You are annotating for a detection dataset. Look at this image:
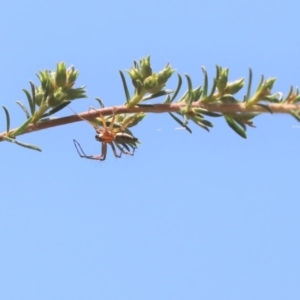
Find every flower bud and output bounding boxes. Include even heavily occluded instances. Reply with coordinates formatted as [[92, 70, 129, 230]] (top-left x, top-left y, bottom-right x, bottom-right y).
[[47, 88, 67, 107], [55, 62, 67, 88], [217, 67, 228, 93], [65, 87, 87, 100], [143, 74, 158, 91], [127, 68, 143, 89], [225, 78, 244, 95], [38, 70, 52, 92], [35, 90, 44, 106], [122, 113, 146, 128], [157, 63, 175, 86], [140, 56, 152, 79], [66, 67, 79, 88]]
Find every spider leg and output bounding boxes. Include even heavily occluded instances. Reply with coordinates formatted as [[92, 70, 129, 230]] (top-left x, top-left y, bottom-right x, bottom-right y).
[[73, 139, 106, 161], [100, 142, 107, 161], [88, 106, 109, 131], [109, 142, 122, 158], [108, 113, 116, 132], [73, 139, 89, 157], [120, 142, 131, 152], [114, 142, 135, 156]]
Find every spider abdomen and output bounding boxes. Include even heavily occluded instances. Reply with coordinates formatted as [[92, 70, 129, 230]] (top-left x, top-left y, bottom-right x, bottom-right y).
[[115, 132, 138, 144]]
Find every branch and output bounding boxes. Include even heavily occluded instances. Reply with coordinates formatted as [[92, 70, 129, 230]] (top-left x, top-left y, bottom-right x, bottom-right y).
[[2, 57, 300, 154], [1, 102, 299, 142]]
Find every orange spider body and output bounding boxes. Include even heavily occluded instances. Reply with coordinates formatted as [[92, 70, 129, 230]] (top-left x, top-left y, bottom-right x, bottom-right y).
[[73, 108, 139, 161]]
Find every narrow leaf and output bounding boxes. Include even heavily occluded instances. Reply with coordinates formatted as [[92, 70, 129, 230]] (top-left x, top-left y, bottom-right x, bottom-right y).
[[220, 94, 238, 103], [2, 136, 41, 152], [290, 110, 300, 122], [29, 81, 36, 114], [169, 74, 182, 103], [16, 101, 31, 119], [245, 68, 252, 102], [190, 118, 209, 132], [178, 90, 188, 102], [257, 103, 273, 114], [257, 75, 264, 90], [119, 70, 131, 103], [42, 101, 71, 118], [11, 117, 33, 137], [201, 67, 208, 97], [233, 118, 247, 131], [142, 89, 173, 101], [284, 86, 293, 103], [95, 97, 105, 108], [22, 88, 34, 115], [185, 74, 193, 108], [163, 95, 172, 104], [169, 113, 192, 133], [2, 106, 10, 133], [191, 116, 212, 132], [194, 117, 213, 128], [193, 108, 222, 117], [207, 78, 218, 99], [224, 115, 247, 138]]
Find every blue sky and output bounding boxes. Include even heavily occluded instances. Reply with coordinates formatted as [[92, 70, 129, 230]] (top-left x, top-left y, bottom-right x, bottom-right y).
[[1, 0, 300, 299]]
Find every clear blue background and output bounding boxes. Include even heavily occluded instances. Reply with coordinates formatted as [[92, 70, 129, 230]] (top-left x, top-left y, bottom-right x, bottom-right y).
[[1, 1, 299, 299]]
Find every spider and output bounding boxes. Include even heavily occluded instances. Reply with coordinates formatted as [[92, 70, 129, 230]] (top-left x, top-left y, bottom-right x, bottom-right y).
[[72, 108, 139, 161]]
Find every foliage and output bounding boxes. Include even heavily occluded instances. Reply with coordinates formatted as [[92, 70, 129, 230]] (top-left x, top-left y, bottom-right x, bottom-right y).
[[1, 56, 300, 158]]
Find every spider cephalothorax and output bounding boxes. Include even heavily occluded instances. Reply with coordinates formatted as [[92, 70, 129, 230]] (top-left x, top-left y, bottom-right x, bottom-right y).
[[73, 111, 139, 161]]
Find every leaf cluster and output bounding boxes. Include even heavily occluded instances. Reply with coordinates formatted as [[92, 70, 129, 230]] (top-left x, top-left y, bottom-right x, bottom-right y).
[[1, 56, 300, 155]]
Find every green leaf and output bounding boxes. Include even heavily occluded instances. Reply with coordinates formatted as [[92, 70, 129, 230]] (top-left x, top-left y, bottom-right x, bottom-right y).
[[95, 97, 105, 108], [257, 103, 273, 114], [11, 117, 33, 137], [207, 78, 218, 99], [22, 88, 35, 115], [119, 70, 131, 104], [41, 101, 71, 118], [190, 120, 209, 132], [190, 116, 212, 132], [193, 108, 222, 117], [264, 93, 280, 103], [2, 106, 10, 133], [133, 60, 139, 69], [29, 81, 36, 114], [122, 113, 146, 128], [142, 89, 173, 101], [220, 94, 238, 103], [163, 95, 172, 104], [194, 117, 213, 128], [192, 86, 202, 101], [290, 110, 300, 122], [216, 65, 228, 93], [185, 74, 193, 108], [233, 118, 247, 131], [284, 86, 293, 103], [169, 113, 192, 133], [245, 68, 252, 102], [2, 136, 41, 152], [201, 67, 208, 98], [257, 75, 264, 90], [16, 101, 31, 119], [168, 73, 182, 103], [224, 115, 247, 138], [178, 90, 188, 103]]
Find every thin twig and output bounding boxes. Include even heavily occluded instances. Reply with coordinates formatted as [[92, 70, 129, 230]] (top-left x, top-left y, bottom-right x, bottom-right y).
[[0, 102, 299, 142]]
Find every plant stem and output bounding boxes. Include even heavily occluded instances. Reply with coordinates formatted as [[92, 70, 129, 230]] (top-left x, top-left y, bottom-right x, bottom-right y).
[[0, 102, 299, 142]]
